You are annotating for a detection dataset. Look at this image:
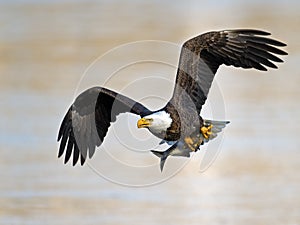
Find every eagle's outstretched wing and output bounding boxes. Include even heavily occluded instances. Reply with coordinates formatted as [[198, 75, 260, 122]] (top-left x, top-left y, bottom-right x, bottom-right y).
[[170, 29, 288, 114], [57, 87, 151, 166]]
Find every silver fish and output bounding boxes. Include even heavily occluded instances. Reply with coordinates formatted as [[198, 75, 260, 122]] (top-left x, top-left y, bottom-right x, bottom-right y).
[[151, 120, 229, 171]]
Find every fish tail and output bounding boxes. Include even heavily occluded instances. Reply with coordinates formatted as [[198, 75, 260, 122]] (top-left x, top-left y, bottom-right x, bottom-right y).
[[151, 150, 169, 172]]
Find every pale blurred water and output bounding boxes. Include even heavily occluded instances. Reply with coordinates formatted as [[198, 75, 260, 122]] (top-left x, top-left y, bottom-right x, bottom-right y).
[[0, 1, 300, 224]]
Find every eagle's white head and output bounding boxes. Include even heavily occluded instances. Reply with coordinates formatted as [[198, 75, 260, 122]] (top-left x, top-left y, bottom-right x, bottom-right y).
[[137, 111, 172, 134]]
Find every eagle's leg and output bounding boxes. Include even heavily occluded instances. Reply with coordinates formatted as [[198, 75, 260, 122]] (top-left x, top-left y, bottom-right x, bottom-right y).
[[200, 124, 213, 139]]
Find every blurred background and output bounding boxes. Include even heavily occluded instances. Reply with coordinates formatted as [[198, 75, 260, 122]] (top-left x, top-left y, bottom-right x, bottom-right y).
[[1, 0, 299, 224]]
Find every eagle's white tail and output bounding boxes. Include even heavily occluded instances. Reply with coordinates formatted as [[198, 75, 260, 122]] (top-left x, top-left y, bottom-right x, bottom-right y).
[[202, 119, 230, 143]]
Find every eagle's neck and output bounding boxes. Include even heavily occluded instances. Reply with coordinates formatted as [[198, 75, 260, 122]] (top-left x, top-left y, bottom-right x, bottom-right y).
[[161, 102, 182, 140]]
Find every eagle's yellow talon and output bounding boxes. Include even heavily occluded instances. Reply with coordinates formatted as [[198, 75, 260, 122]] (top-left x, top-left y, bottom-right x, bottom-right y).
[[184, 137, 197, 151], [184, 137, 193, 145], [193, 140, 201, 150], [201, 124, 213, 139]]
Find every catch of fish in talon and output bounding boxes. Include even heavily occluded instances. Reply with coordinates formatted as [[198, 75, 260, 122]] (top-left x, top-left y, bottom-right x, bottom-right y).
[[151, 120, 229, 171]]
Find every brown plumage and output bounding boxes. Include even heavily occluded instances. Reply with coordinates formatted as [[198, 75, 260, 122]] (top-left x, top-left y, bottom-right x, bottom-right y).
[[57, 29, 287, 166]]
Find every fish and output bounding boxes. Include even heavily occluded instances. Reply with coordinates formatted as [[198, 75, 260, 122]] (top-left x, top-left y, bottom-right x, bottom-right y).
[[151, 120, 229, 171]]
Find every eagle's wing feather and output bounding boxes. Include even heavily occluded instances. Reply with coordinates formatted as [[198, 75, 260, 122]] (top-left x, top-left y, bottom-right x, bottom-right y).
[[170, 29, 287, 114], [57, 87, 151, 166]]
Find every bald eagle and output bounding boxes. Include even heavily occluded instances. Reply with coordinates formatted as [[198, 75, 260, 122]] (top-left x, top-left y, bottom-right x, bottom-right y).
[[57, 29, 287, 170]]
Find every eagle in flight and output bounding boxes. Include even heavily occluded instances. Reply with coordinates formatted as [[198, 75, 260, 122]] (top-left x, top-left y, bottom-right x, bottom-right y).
[[57, 29, 287, 171]]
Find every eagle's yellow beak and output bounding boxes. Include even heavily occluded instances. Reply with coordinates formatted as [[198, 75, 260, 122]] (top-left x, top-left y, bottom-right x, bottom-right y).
[[137, 118, 152, 128]]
